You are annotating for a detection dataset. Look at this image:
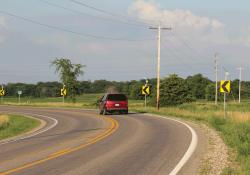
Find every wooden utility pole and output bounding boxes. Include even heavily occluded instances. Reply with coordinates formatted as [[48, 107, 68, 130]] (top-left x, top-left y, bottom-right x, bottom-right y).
[[149, 25, 171, 110]]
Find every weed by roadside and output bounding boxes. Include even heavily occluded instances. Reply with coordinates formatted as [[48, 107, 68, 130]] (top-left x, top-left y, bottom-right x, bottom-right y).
[[0, 115, 10, 129]]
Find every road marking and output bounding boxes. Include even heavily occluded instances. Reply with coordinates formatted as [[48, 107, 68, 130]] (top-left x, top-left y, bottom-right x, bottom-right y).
[[0, 116, 118, 175], [50, 148, 71, 157], [0, 113, 58, 146], [144, 113, 198, 175]]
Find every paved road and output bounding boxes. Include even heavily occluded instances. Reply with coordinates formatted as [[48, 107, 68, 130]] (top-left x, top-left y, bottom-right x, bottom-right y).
[[0, 106, 206, 175]]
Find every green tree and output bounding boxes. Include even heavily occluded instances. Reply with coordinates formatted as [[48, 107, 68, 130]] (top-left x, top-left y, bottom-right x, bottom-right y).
[[205, 83, 215, 101], [129, 80, 144, 100], [159, 74, 193, 106], [186, 74, 211, 99], [51, 58, 85, 101]]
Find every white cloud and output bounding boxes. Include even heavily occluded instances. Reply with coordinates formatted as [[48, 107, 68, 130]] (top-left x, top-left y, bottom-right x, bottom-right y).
[[127, 0, 235, 56], [238, 26, 250, 47], [128, 0, 225, 34], [0, 16, 5, 27], [0, 16, 7, 44]]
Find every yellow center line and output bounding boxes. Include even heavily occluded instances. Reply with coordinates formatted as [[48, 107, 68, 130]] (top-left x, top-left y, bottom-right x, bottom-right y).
[[0, 111, 107, 165], [0, 117, 118, 175], [50, 148, 71, 157]]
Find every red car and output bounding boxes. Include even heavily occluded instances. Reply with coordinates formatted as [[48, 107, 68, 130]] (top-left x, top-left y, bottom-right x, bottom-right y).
[[99, 93, 128, 115]]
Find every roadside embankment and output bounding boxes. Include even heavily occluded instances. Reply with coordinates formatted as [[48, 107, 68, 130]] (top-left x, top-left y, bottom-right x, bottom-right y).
[[0, 114, 40, 140], [130, 103, 250, 175]]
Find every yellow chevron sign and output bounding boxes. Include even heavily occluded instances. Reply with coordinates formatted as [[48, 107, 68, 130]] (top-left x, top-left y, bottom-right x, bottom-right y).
[[142, 85, 150, 95], [61, 88, 67, 96], [220, 80, 231, 93], [0, 89, 5, 96]]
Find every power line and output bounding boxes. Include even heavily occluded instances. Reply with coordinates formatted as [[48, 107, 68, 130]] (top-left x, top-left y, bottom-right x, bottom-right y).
[[162, 38, 213, 69], [69, 0, 154, 26], [170, 31, 211, 60], [0, 10, 151, 42], [39, 0, 147, 28]]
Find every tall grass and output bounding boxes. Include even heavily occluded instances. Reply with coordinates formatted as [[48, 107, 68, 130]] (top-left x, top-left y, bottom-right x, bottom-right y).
[[0, 114, 39, 140], [0, 115, 9, 129]]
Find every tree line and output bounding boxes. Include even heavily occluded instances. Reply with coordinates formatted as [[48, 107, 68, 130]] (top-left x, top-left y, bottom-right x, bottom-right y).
[[3, 73, 250, 105]]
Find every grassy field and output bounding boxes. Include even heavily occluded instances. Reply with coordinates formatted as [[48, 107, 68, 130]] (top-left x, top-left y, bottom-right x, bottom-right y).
[[0, 94, 102, 108], [0, 114, 40, 140], [0, 95, 249, 174], [0, 93, 102, 103], [0, 94, 142, 109]]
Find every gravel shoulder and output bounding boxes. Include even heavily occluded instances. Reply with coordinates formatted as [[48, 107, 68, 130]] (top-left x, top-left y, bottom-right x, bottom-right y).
[[198, 124, 229, 175]]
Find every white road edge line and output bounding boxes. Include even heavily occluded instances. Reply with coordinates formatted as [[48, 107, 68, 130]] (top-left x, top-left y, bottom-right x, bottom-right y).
[[144, 113, 198, 175], [0, 113, 58, 146]]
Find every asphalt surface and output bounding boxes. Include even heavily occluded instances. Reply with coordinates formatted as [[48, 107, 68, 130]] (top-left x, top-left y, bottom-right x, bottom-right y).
[[0, 106, 207, 175]]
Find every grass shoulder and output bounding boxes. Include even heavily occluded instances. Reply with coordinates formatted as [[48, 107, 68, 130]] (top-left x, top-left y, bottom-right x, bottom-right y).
[[0, 114, 40, 140], [130, 103, 250, 175]]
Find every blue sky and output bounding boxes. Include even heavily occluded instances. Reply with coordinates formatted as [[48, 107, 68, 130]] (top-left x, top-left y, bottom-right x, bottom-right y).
[[0, 0, 250, 83]]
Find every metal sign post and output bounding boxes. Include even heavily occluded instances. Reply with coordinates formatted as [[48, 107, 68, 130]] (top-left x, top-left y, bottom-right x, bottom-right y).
[[17, 91, 22, 103], [142, 79, 150, 109], [61, 85, 67, 103], [0, 85, 4, 103], [220, 73, 230, 118], [145, 80, 148, 108]]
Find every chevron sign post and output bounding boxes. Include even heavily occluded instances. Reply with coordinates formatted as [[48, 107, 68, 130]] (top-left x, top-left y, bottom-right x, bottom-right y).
[[61, 85, 67, 103], [220, 80, 231, 118], [142, 79, 151, 108], [0, 86, 5, 103]]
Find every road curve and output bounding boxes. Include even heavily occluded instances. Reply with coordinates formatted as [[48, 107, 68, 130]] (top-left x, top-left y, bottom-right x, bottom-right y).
[[0, 106, 206, 175]]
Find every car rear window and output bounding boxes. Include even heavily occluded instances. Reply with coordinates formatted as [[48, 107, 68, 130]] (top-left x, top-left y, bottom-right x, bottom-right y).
[[107, 94, 127, 101]]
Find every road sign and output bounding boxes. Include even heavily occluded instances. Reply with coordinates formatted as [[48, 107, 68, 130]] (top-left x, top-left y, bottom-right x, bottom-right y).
[[0, 89, 5, 96], [220, 80, 231, 93], [17, 91, 22, 95], [142, 85, 150, 95], [61, 88, 67, 96]]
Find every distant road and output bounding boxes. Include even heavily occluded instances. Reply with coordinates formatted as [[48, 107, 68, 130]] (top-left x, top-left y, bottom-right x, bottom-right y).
[[0, 106, 206, 175]]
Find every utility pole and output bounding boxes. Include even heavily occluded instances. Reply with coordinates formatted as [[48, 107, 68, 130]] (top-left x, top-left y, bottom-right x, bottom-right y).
[[214, 53, 219, 105], [237, 67, 244, 103], [145, 79, 148, 109], [223, 69, 229, 118], [149, 24, 171, 110]]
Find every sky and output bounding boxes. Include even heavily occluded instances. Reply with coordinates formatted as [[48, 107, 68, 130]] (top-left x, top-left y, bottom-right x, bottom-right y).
[[0, 0, 250, 83]]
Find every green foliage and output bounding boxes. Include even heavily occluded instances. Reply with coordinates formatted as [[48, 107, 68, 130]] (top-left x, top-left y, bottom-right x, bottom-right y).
[[90, 80, 113, 93], [186, 74, 212, 99], [205, 83, 215, 101], [51, 58, 85, 101], [4, 72, 250, 106], [159, 74, 193, 106]]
